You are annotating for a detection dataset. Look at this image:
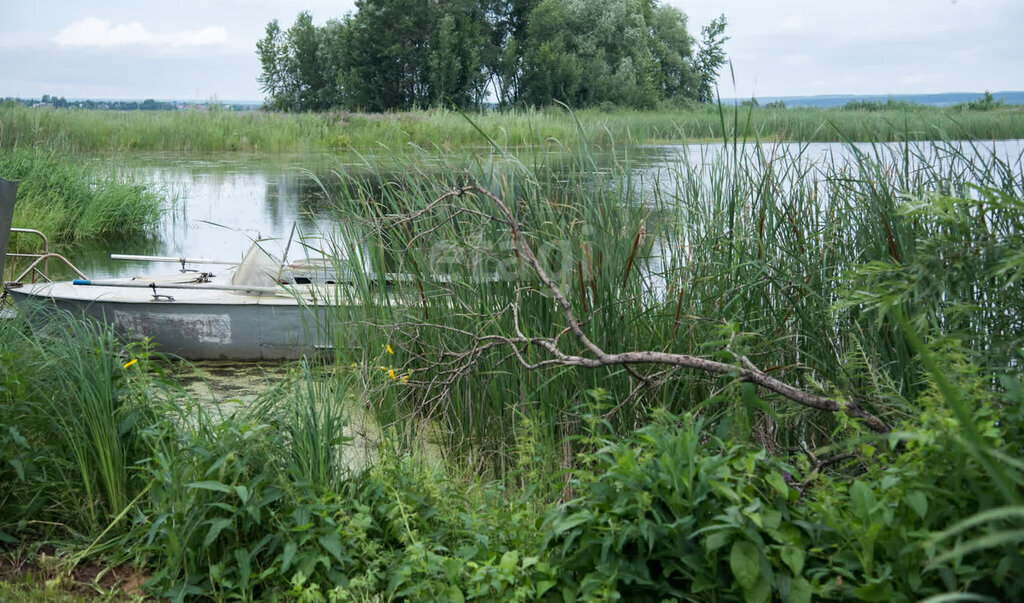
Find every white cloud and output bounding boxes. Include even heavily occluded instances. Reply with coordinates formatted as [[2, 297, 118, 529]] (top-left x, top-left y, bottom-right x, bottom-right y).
[[900, 73, 939, 87], [53, 17, 228, 48], [780, 54, 810, 67], [776, 16, 805, 34]]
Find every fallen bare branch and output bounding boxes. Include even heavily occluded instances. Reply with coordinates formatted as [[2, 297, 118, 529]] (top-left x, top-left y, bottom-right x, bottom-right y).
[[366, 184, 890, 434]]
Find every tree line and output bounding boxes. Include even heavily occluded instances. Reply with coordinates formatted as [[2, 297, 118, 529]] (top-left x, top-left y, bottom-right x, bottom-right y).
[[2, 96, 175, 111], [257, 0, 728, 112], [1, 97, 257, 112]]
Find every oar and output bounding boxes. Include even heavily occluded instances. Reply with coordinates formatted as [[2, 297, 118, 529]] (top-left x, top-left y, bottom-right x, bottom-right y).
[[110, 253, 239, 265], [72, 278, 281, 294]]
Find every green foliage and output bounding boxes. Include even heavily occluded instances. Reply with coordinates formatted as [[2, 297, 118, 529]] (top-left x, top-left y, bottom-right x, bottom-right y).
[[138, 409, 551, 600], [545, 413, 808, 601], [0, 149, 163, 248], [259, 1, 491, 112], [840, 183, 1024, 377], [518, 0, 677, 108], [257, 0, 724, 111], [249, 362, 353, 493], [954, 91, 1005, 111], [804, 375, 1024, 600], [0, 307, 157, 537], [545, 392, 1023, 601], [1, 307, 1022, 600], [693, 14, 729, 102]]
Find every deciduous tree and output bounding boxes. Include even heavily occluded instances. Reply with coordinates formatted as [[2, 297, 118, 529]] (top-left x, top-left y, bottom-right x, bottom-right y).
[[255, 1, 728, 112]]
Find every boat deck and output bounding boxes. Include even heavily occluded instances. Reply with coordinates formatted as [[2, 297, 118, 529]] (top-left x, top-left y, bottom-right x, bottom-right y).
[[10, 275, 348, 306]]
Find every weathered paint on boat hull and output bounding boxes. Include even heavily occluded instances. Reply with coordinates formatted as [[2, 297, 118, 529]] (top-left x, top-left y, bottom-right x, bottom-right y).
[[6, 282, 344, 360]]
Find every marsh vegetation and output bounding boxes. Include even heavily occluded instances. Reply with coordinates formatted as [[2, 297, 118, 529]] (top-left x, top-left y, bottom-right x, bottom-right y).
[[2, 102, 1023, 155], [3, 0, 1023, 593], [0, 150, 163, 253], [2, 114, 1023, 599]]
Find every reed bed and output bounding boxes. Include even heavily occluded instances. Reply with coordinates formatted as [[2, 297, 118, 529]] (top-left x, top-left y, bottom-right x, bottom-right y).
[[314, 131, 1024, 477], [1, 128, 1022, 598], [0, 149, 163, 249], [0, 307, 157, 535], [2, 102, 1022, 155]]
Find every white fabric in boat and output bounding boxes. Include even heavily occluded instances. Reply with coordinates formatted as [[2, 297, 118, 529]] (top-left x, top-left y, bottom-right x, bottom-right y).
[[231, 242, 279, 288]]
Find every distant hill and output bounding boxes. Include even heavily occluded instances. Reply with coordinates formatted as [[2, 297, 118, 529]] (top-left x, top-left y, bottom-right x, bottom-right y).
[[725, 91, 1024, 108]]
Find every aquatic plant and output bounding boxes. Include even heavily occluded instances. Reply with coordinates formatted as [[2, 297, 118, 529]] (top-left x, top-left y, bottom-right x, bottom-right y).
[[315, 129, 1023, 478], [2, 103, 1022, 156], [0, 149, 163, 250]]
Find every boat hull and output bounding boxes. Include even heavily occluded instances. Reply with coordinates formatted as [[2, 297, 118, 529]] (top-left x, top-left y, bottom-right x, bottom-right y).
[[6, 282, 344, 360]]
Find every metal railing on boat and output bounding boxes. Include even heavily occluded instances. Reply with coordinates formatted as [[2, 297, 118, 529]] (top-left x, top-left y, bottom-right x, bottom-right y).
[[5, 228, 88, 284]]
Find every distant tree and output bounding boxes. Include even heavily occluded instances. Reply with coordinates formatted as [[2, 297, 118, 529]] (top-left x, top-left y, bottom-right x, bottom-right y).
[[427, 0, 491, 107], [485, 0, 539, 107], [647, 3, 699, 103], [337, 0, 432, 111], [317, 19, 350, 108], [955, 91, 1003, 111], [256, 20, 292, 110], [519, 0, 665, 108], [516, 0, 580, 106], [693, 14, 729, 102], [257, 13, 346, 112], [287, 12, 332, 111], [256, 0, 727, 112], [332, 0, 489, 111], [516, 0, 720, 109]]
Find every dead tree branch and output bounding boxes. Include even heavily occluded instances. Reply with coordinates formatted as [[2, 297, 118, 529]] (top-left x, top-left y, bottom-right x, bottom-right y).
[[374, 184, 890, 434]]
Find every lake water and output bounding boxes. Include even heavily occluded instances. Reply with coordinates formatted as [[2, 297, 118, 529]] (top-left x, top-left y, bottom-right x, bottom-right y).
[[71, 139, 1024, 280]]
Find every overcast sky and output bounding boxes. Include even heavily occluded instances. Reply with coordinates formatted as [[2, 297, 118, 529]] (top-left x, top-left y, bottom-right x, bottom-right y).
[[1, 0, 1020, 102]]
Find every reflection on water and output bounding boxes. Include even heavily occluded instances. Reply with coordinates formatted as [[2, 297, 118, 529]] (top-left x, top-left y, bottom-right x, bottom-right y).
[[632, 139, 1024, 201], [70, 140, 1024, 280], [76, 159, 340, 278], [73, 150, 530, 279]]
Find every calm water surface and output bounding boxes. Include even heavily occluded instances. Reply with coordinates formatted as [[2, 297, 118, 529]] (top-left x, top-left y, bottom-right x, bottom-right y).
[[72, 140, 1024, 279]]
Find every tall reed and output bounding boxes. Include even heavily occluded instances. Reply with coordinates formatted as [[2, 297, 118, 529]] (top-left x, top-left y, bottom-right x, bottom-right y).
[[3, 102, 1022, 155], [314, 130, 1023, 475], [0, 305, 155, 534], [0, 149, 163, 249], [249, 361, 353, 492]]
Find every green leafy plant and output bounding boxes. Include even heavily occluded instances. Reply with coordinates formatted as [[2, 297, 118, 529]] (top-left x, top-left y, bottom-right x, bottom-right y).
[[544, 411, 814, 602]]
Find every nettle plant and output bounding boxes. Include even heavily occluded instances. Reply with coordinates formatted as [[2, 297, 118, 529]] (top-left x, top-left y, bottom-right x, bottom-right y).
[[544, 411, 814, 602], [542, 375, 1023, 603]]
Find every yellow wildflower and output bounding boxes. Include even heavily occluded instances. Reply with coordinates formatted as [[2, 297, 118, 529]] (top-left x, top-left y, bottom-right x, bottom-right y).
[[122, 358, 138, 369], [388, 369, 396, 381], [401, 375, 409, 384], [386, 344, 394, 355]]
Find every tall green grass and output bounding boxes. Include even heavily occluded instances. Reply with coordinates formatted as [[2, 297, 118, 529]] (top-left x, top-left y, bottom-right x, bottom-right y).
[[0, 306, 157, 535], [314, 131, 1024, 476], [2, 102, 1022, 155], [249, 361, 353, 492], [1, 259, 1021, 598], [0, 149, 163, 250]]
